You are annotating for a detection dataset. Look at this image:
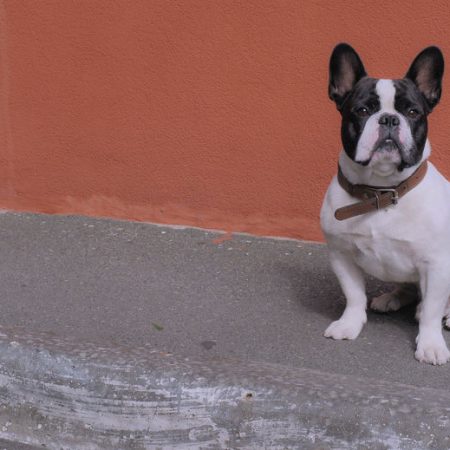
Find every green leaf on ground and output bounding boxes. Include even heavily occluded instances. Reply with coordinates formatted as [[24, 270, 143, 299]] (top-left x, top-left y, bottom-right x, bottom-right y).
[[152, 322, 164, 331]]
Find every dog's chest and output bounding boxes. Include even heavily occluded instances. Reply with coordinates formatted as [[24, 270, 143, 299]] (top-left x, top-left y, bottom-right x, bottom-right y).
[[339, 227, 419, 282], [321, 186, 424, 282]]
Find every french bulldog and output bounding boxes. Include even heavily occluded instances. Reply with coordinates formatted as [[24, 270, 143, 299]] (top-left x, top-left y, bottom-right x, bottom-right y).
[[320, 43, 450, 365]]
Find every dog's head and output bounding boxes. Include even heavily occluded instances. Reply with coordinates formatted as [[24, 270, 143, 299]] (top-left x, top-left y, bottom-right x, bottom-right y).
[[329, 43, 444, 171]]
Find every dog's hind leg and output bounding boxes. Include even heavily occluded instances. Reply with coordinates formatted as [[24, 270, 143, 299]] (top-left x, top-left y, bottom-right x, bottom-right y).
[[370, 283, 419, 313]]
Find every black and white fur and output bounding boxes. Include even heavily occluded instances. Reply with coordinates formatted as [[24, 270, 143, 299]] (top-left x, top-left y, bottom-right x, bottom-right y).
[[321, 43, 450, 365]]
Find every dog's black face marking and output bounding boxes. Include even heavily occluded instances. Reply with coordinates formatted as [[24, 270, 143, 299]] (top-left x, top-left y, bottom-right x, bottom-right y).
[[340, 77, 379, 162], [328, 43, 444, 171], [393, 78, 429, 169]]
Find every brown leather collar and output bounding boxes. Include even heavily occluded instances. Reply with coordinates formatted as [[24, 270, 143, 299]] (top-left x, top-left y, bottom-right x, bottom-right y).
[[335, 161, 428, 221]]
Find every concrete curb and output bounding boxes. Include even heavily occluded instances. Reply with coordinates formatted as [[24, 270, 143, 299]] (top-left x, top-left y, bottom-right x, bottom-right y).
[[0, 326, 448, 449]]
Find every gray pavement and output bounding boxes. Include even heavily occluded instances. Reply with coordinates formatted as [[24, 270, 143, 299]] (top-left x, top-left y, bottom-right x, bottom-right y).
[[0, 212, 449, 449]]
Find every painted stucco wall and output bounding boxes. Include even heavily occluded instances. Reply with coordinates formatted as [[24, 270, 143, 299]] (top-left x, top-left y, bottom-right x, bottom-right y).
[[1, 1, 450, 241]]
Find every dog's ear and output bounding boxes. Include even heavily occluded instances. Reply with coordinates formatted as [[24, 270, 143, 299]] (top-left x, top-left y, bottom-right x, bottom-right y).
[[329, 43, 367, 111], [405, 46, 444, 111]]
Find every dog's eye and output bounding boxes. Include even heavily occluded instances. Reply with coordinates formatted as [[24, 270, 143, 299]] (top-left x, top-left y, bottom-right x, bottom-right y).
[[407, 109, 420, 118], [355, 107, 369, 117]]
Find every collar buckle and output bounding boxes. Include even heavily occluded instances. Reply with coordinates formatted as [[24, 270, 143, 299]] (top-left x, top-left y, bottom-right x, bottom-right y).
[[367, 187, 399, 207]]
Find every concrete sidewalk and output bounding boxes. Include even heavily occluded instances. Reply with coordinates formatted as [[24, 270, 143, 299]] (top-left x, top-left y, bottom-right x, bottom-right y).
[[0, 212, 449, 449]]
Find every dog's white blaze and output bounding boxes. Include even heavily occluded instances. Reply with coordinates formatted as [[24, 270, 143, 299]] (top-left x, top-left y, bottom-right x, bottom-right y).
[[355, 78, 413, 163], [376, 79, 396, 111]]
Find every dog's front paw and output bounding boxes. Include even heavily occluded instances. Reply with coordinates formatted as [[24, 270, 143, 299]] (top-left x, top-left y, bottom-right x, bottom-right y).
[[415, 332, 450, 365], [324, 314, 366, 340], [370, 292, 401, 313]]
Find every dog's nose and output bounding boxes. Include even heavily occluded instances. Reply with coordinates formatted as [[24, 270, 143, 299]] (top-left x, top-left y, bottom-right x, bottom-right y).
[[378, 114, 400, 128]]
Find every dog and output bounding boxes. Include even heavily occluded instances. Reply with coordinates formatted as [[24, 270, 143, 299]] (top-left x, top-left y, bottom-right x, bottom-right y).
[[320, 43, 450, 365]]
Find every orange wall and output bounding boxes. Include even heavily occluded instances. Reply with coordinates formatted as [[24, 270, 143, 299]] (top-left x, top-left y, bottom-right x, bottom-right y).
[[1, 0, 450, 241]]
